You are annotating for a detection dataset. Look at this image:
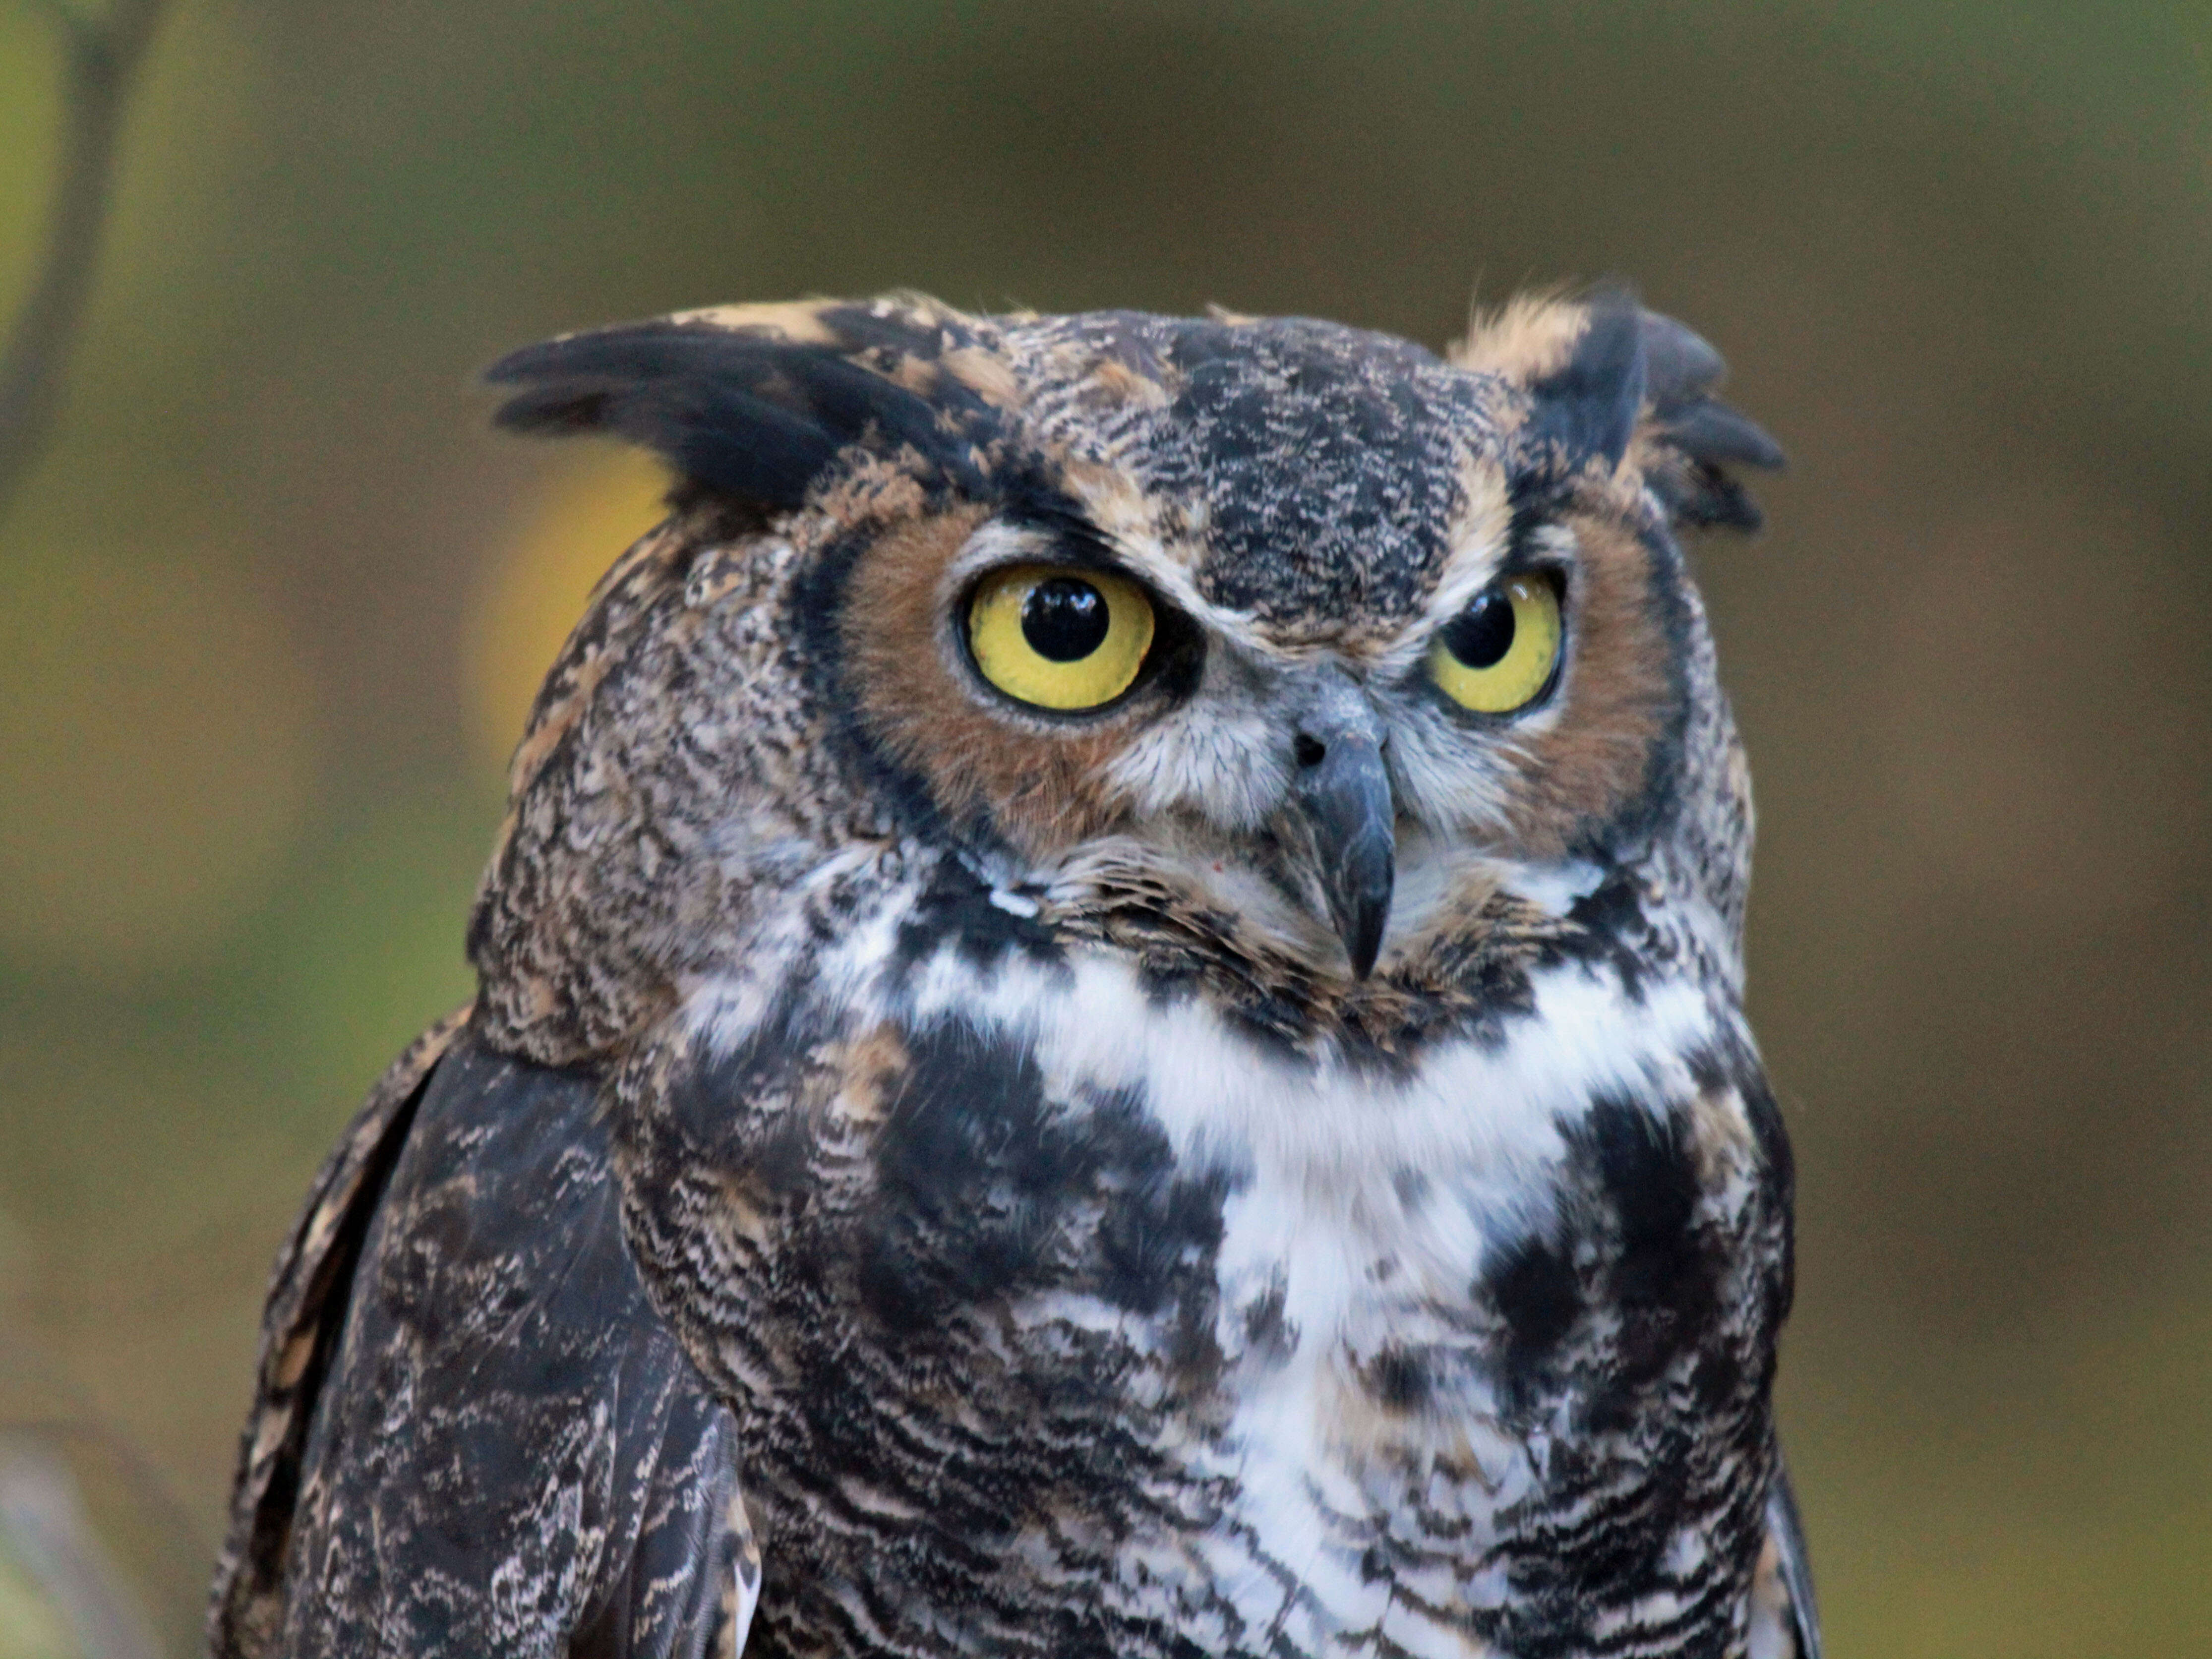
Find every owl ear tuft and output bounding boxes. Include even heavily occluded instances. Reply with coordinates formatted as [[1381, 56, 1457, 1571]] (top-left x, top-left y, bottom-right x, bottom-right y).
[[484, 303, 991, 511], [1453, 291, 1784, 531], [1629, 308, 1785, 530], [1522, 292, 1646, 473]]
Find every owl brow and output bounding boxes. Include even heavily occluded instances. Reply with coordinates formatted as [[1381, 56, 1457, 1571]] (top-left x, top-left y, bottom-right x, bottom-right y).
[[992, 503, 1132, 575], [955, 497, 1213, 617], [937, 518, 1134, 608]]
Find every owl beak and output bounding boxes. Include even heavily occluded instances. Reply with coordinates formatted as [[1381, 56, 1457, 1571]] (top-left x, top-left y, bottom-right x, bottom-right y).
[[1291, 710, 1396, 980]]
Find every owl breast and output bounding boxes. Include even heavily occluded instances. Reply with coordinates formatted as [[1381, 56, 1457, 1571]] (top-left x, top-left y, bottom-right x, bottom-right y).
[[610, 855, 1792, 1659]]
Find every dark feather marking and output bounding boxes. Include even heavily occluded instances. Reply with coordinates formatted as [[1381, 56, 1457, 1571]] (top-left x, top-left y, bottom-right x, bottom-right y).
[[1587, 519, 1696, 862], [1525, 295, 1648, 473], [1539, 874, 1667, 1001], [665, 988, 837, 1169], [893, 859, 1066, 978], [486, 320, 994, 510], [858, 1026, 1231, 1334], [1485, 1229, 1581, 1411], [1688, 1044, 1797, 1334], [858, 1022, 1079, 1330], [792, 520, 995, 863], [1737, 1064, 1798, 1331], [1242, 1272, 1297, 1363], [1636, 312, 1727, 414], [1576, 1096, 1722, 1394], [813, 301, 956, 364], [1093, 1097, 1233, 1324], [1366, 1347, 1432, 1413]]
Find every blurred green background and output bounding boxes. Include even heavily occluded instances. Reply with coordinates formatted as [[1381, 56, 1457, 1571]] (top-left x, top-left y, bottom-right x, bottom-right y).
[[0, 0, 2207, 1652]]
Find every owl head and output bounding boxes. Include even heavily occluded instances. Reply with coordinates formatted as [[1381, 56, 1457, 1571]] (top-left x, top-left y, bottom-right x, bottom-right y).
[[471, 292, 1780, 1064]]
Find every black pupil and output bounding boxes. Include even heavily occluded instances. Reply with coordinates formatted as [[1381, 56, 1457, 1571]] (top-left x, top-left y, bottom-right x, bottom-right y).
[[1441, 589, 1516, 669], [1021, 577, 1111, 662]]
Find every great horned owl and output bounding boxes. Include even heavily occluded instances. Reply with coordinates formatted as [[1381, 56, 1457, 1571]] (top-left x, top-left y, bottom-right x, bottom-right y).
[[209, 291, 1818, 1659]]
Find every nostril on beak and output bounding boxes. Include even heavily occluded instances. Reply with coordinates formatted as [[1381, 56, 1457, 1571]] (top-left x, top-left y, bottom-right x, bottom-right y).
[[1293, 733, 1327, 769]]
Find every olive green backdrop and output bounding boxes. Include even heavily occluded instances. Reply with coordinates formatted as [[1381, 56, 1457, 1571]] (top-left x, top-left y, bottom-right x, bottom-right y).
[[1, 1, 2207, 1653]]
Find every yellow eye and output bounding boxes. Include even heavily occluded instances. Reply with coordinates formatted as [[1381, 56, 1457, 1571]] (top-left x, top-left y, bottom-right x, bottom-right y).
[[1427, 573, 1563, 714], [966, 564, 1156, 711]]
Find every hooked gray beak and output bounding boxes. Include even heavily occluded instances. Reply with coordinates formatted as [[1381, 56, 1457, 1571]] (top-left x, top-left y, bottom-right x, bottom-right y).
[[1290, 694, 1396, 979]]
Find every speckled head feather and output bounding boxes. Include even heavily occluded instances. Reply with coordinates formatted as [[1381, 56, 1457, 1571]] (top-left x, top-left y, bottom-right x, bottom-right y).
[[217, 290, 1818, 1659]]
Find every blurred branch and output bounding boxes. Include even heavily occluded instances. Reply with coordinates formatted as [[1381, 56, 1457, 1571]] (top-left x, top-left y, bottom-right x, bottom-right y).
[[0, 0, 169, 523], [0, 1434, 166, 1659], [0, 1326, 209, 1658]]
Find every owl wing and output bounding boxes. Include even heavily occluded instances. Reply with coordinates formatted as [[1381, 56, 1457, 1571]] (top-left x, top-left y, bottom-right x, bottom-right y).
[[209, 1022, 756, 1659], [210, 1008, 470, 1653], [1751, 1455, 1823, 1659]]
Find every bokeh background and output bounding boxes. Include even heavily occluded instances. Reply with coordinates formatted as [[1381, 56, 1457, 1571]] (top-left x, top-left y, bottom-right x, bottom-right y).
[[0, 0, 2207, 1653]]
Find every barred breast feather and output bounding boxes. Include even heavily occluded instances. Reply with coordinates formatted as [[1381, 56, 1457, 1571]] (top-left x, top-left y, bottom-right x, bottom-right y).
[[610, 847, 1797, 1659]]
